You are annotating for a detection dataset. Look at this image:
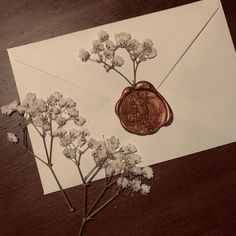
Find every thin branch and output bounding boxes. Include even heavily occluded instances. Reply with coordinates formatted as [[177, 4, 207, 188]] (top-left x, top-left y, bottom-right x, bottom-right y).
[[84, 184, 87, 217], [81, 145, 90, 155], [48, 165, 75, 212], [77, 164, 86, 184], [78, 218, 86, 236], [22, 146, 48, 165], [86, 179, 117, 217], [42, 136, 50, 163], [31, 122, 43, 137], [101, 61, 133, 86], [86, 166, 102, 184], [112, 67, 133, 86], [49, 116, 54, 163], [86, 186, 107, 217], [134, 61, 141, 84], [84, 165, 98, 181], [132, 60, 136, 84], [86, 153, 114, 184], [87, 191, 120, 219]]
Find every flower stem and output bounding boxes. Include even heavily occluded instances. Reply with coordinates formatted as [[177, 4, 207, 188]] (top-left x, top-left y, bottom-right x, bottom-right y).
[[48, 165, 75, 212], [86, 180, 116, 217], [84, 184, 87, 217], [87, 191, 120, 219], [112, 67, 134, 87], [77, 164, 86, 184], [86, 186, 107, 216], [31, 122, 43, 137], [31, 121, 74, 212], [84, 165, 98, 181], [23, 147, 48, 165], [78, 189, 122, 236], [78, 218, 87, 236], [49, 117, 54, 163], [133, 60, 136, 84], [101, 61, 133, 87], [23, 126, 28, 148], [42, 136, 50, 163], [86, 166, 102, 184]]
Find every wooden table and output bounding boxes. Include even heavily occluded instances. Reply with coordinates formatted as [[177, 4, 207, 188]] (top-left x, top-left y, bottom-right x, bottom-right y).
[[0, 1, 236, 235]]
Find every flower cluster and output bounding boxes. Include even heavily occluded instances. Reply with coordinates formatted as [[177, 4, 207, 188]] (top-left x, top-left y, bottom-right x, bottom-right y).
[[78, 30, 157, 84], [58, 128, 90, 161], [88, 136, 154, 195], [1, 92, 86, 136], [7, 132, 19, 143]]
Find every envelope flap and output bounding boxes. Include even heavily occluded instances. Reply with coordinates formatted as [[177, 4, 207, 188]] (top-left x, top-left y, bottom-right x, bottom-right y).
[[8, 0, 219, 101]]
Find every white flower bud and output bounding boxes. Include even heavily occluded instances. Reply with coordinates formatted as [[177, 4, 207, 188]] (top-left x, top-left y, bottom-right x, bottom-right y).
[[53, 92, 62, 100], [106, 136, 120, 152], [142, 39, 153, 48], [112, 55, 124, 67], [55, 116, 67, 126], [105, 165, 114, 177], [65, 98, 76, 108], [58, 97, 66, 107], [63, 148, 76, 159], [121, 143, 137, 154], [79, 48, 90, 62], [141, 184, 151, 194], [115, 32, 131, 48], [117, 177, 129, 188], [67, 107, 78, 117], [127, 154, 142, 166], [97, 30, 109, 42], [69, 128, 80, 140], [74, 116, 86, 126], [130, 179, 141, 192], [59, 134, 71, 147], [47, 94, 57, 106], [142, 166, 154, 179], [52, 128, 66, 138], [131, 166, 142, 175], [104, 49, 113, 60], [88, 138, 101, 149], [111, 158, 124, 173], [1, 100, 18, 116], [92, 40, 104, 53], [105, 40, 116, 51], [7, 132, 18, 143], [51, 106, 60, 115], [21, 93, 36, 107], [126, 39, 140, 51], [35, 99, 47, 112]]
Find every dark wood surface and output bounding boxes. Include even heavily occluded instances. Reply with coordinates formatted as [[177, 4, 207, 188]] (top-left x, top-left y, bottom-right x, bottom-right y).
[[1, 0, 236, 235]]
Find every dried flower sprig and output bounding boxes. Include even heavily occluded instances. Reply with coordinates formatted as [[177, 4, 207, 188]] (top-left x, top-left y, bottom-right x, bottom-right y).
[[2, 92, 154, 236], [61, 133, 154, 235], [79, 30, 157, 86], [1, 92, 87, 212]]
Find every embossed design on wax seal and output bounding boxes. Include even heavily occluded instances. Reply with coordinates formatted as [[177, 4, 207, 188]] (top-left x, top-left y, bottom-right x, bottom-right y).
[[115, 81, 173, 135]]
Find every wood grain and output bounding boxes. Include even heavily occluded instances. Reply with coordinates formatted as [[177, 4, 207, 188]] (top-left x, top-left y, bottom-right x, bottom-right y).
[[0, 0, 236, 236]]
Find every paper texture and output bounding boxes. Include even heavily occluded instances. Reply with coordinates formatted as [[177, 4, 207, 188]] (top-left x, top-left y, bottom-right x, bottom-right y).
[[7, 0, 236, 194]]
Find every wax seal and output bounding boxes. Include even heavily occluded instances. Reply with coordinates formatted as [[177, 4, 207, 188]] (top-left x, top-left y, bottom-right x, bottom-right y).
[[115, 81, 173, 135]]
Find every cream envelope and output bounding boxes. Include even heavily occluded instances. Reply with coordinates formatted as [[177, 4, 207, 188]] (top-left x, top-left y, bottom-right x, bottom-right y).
[[7, 0, 236, 194]]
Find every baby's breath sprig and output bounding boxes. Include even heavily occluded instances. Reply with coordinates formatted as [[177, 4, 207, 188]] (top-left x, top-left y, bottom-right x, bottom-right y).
[[1, 92, 87, 212], [79, 30, 157, 86], [2, 92, 155, 236], [62, 133, 154, 235]]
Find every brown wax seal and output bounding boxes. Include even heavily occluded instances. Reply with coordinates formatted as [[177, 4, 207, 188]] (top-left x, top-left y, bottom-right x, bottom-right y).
[[115, 81, 173, 135]]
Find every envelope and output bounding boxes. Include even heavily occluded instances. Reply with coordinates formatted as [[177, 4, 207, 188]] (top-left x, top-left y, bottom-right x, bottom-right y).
[[7, 0, 236, 194]]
